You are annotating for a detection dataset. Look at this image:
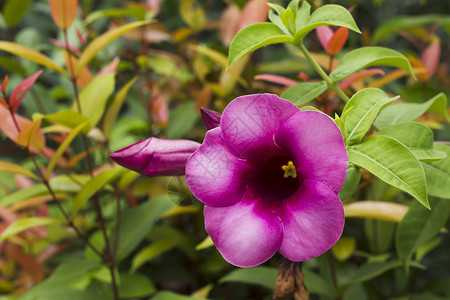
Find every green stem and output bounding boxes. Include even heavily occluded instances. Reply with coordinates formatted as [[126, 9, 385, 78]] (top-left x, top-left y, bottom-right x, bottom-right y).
[[298, 43, 349, 103]]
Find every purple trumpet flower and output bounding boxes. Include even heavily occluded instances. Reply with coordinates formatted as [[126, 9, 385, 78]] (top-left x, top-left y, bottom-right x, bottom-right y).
[[111, 93, 348, 268]]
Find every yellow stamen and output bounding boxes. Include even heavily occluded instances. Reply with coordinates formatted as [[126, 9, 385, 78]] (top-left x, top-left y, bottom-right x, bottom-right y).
[[282, 161, 297, 178]]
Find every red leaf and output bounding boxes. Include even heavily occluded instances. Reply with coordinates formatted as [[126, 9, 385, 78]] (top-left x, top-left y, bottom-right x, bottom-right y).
[[327, 27, 349, 55], [1, 75, 8, 92], [421, 38, 440, 79], [9, 70, 43, 113], [237, 0, 269, 30], [49, 38, 81, 56], [98, 57, 120, 76], [150, 85, 169, 127], [316, 26, 333, 52], [254, 74, 299, 87], [338, 68, 385, 90]]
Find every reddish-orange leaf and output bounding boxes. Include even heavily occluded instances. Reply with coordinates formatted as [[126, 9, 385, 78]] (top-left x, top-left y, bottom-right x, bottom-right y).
[[97, 57, 120, 76], [150, 85, 168, 127], [0, 97, 7, 107], [219, 4, 241, 46], [63, 51, 93, 88], [254, 74, 299, 87], [10, 70, 43, 112], [49, 0, 78, 30], [237, 0, 269, 30], [339, 68, 385, 90], [17, 118, 45, 150], [421, 38, 440, 80], [1, 75, 8, 92], [327, 27, 349, 55]]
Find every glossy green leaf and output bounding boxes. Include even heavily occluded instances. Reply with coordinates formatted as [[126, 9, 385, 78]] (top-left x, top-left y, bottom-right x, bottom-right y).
[[114, 196, 174, 260], [280, 81, 327, 106], [219, 267, 277, 290], [373, 15, 450, 44], [395, 199, 450, 267], [338, 164, 361, 200], [3, 0, 32, 27], [0, 160, 39, 180], [0, 217, 62, 241], [76, 73, 115, 127], [103, 77, 137, 139], [330, 47, 414, 82], [343, 88, 397, 145], [228, 23, 295, 68], [72, 166, 126, 214], [293, 4, 360, 43], [375, 93, 448, 129], [152, 291, 205, 300], [166, 101, 199, 139], [118, 273, 156, 298], [76, 20, 152, 75], [348, 136, 429, 208], [423, 144, 450, 199], [46, 121, 90, 180], [44, 110, 91, 132], [0, 41, 69, 76], [130, 239, 177, 273], [378, 122, 446, 161]]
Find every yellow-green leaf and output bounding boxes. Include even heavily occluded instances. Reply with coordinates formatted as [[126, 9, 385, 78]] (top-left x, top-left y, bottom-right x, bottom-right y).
[[0, 217, 63, 241], [0, 41, 69, 76], [0, 161, 39, 180], [17, 118, 44, 150], [76, 20, 152, 75]]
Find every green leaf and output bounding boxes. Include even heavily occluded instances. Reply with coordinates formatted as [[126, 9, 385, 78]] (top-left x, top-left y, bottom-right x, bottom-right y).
[[343, 88, 397, 145], [84, 6, 147, 24], [423, 144, 450, 199], [395, 199, 450, 267], [72, 166, 126, 214], [303, 268, 335, 297], [118, 273, 156, 298], [348, 136, 429, 208], [3, 0, 32, 27], [76, 73, 115, 127], [375, 93, 448, 129], [179, 0, 206, 31], [152, 291, 206, 300], [166, 101, 199, 139], [103, 77, 137, 139], [332, 237, 356, 261], [330, 47, 414, 82], [130, 239, 177, 273], [338, 164, 361, 200], [293, 4, 360, 43], [378, 122, 446, 162], [295, 0, 311, 29], [76, 20, 152, 75], [44, 110, 91, 132], [0, 217, 62, 241], [281, 8, 296, 34], [280, 81, 327, 106], [342, 260, 411, 285], [0, 41, 69, 76], [46, 121, 90, 180], [373, 15, 450, 44], [0, 160, 39, 180], [228, 23, 294, 68], [114, 196, 174, 260], [219, 267, 277, 290]]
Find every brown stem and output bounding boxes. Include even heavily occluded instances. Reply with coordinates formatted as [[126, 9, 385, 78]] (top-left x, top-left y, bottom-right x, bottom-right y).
[[328, 54, 335, 74], [274, 258, 309, 300]]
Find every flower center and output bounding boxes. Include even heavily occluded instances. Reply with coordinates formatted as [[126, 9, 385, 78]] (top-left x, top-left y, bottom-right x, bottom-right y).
[[251, 155, 301, 203]]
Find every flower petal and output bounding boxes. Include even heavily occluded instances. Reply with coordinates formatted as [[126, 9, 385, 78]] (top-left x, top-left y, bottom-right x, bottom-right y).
[[186, 127, 248, 207], [278, 180, 344, 261], [316, 26, 333, 53], [204, 189, 283, 268], [221, 94, 298, 159], [275, 110, 348, 193], [110, 137, 200, 176]]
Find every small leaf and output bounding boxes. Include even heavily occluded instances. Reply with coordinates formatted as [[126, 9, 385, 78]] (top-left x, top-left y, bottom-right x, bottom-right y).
[[17, 118, 44, 150], [130, 239, 177, 273], [76, 20, 152, 75], [344, 201, 409, 222], [316, 26, 333, 52], [44, 110, 90, 132], [421, 38, 440, 79], [327, 27, 348, 55], [118, 273, 156, 298], [423, 144, 450, 199], [0, 217, 62, 241], [3, 0, 32, 27], [280, 81, 327, 106], [332, 237, 356, 261], [10, 70, 43, 112], [114, 196, 174, 260], [219, 267, 277, 290], [196, 235, 214, 250], [103, 77, 137, 139], [72, 166, 126, 214], [179, 0, 206, 31], [75, 73, 115, 127], [330, 47, 414, 82], [343, 88, 397, 145], [295, 0, 310, 30], [374, 93, 448, 129], [378, 122, 446, 161], [228, 23, 295, 68], [49, 0, 78, 29], [338, 165, 361, 200], [0, 161, 39, 180], [395, 199, 450, 267], [46, 121, 90, 180], [348, 135, 429, 208], [0, 41, 69, 76], [293, 4, 360, 43]]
